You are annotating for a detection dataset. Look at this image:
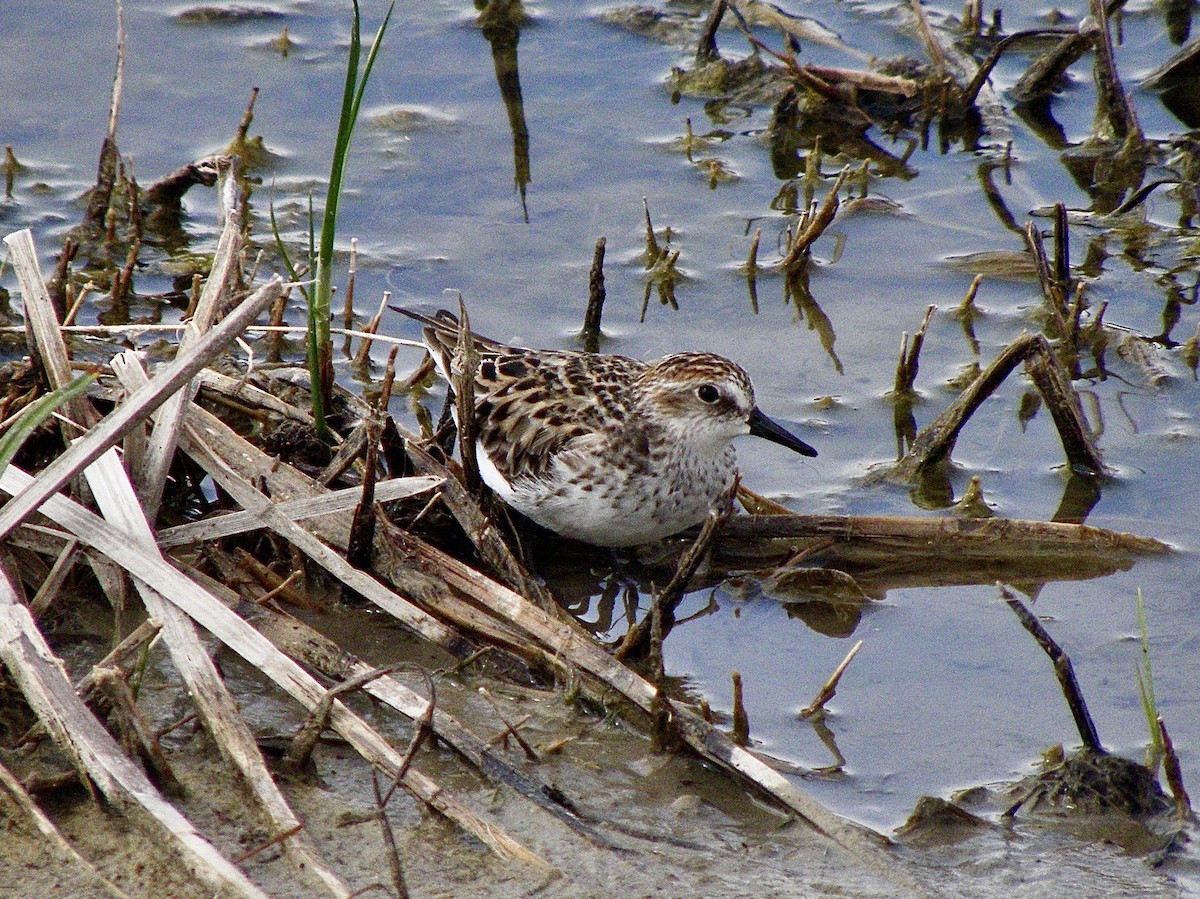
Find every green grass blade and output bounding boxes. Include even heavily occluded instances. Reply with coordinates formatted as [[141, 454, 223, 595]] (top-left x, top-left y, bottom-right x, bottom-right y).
[[1135, 588, 1164, 770], [347, 2, 395, 145], [307, 0, 394, 437], [0, 372, 99, 473], [268, 185, 308, 304]]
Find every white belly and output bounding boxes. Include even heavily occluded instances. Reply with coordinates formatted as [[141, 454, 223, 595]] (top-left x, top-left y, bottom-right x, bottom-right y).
[[478, 441, 735, 547]]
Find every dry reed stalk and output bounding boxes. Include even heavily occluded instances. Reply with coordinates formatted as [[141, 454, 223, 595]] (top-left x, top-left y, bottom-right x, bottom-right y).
[[0, 463, 547, 869], [800, 640, 864, 718], [138, 156, 244, 522], [197, 369, 317, 425], [0, 251, 283, 540], [0, 570, 270, 899], [83, 448, 353, 897], [156, 475, 441, 547]]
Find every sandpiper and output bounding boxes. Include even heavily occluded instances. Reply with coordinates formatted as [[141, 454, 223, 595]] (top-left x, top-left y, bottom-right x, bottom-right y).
[[399, 308, 817, 547]]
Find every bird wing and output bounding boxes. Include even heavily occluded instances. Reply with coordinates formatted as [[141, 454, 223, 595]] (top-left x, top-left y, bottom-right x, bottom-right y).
[[476, 350, 648, 482], [396, 307, 649, 480]]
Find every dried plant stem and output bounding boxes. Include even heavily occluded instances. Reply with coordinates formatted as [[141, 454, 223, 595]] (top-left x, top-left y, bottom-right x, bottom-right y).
[[283, 664, 400, 774], [1158, 717, 1193, 818], [452, 296, 482, 495], [801, 640, 864, 718], [730, 671, 749, 746], [1000, 584, 1102, 751], [581, 236, 606, 353], [894, 305, 936, 395], [780, 168, 848, 270]]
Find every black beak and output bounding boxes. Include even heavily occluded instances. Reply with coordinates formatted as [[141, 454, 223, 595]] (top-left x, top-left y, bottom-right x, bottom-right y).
[[748, 407, 818, 457]]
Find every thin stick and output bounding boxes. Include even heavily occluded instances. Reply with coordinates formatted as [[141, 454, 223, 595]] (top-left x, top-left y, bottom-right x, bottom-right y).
[[730, 671, 749, 746], [372, 771, 410, 899], [282, 664, 399, 774], [1158, 717, 1192, 818], [452, 296, 482, 495], [999, 583, 1102, 751], [746, 227, 761, 314], [800, 640, 864, 718], [894, 305, 936, 394], [581, 236, 606, 353]]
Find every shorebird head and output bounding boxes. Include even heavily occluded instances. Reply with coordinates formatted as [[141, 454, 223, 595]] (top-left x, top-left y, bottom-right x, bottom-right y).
[[640, 353, 817, 457]]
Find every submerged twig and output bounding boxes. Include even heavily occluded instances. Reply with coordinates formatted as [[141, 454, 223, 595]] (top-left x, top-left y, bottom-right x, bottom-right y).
[[282, 664, 400, 775]]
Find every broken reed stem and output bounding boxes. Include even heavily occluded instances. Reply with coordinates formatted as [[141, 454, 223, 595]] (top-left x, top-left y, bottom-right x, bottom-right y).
[[250, 570, 304, 607], [780, 168, 848, 270], [345, 418, 381, 573], [234, 85, 258, 146], [730, 671, 749, 747], [894, 305, 936, 395], [746, 227, 762, 314], [452, 296, 482, 495], [696, 0, 726, 63], [1023, 344, 1105, 474], [642, 196, 660, 261], [234, 824, 305, 865], [1053, 202, 1070, 299], [800, 639, 864, 718], [350, 286, 391, 365], [1157, 717, 1193, 818], [888, 332, 1105, 483], [581, 236, 606, 353], [94, 667, 184, 797], [999, 583, 1103, 752], [383, 677, 435, 804], [404, 440, 560, 614], [909, 0, 949, 77], [1026, 221, 1070, 336], [344, 239, 361, 348], [1089, 0, 1142, 143], [4, 145, 16, 198]]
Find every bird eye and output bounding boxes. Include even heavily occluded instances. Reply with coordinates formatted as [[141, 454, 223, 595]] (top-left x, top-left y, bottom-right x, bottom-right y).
[[696, 384, 720, 404]]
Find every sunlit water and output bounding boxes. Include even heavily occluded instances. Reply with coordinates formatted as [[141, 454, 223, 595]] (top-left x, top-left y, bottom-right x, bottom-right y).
[[2, 0, 1197, 861]]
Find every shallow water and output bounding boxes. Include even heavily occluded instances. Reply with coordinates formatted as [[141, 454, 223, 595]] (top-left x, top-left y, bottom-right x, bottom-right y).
[[3, 0, 1199, 892]]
